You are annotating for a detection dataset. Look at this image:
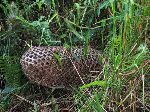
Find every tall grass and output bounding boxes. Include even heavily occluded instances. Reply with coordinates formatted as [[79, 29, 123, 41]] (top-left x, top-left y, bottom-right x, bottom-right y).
[[0, 0, 149, 111]]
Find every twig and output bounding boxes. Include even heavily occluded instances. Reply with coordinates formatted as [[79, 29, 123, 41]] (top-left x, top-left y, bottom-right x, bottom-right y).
[[14, 94, 34, 105], [121, 60, 150, 76], [69, 57, 85, 85]]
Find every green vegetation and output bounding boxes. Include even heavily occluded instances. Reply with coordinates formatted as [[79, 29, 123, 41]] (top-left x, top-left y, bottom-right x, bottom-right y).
[[0, 0, 149, 111]]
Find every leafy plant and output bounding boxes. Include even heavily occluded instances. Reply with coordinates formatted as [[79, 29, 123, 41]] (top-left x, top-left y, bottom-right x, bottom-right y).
[[0, 56, 22, 87]]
